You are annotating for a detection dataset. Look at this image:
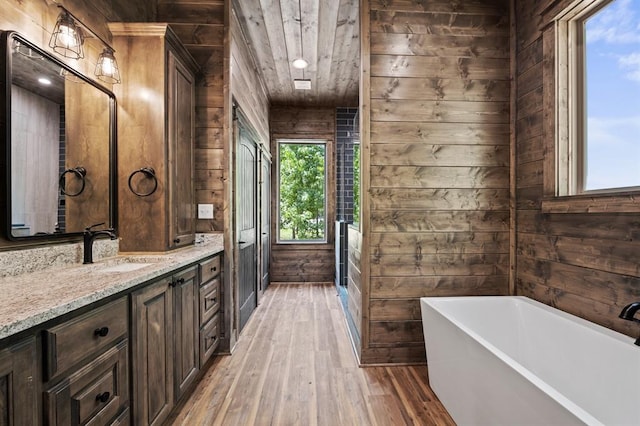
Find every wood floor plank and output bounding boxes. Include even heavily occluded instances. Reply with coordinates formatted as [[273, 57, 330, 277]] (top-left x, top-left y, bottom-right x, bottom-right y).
[[169, 283, 454, 425]]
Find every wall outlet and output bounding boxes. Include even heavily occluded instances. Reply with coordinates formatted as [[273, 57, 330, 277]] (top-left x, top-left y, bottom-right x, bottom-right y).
[[198, 204, 214, 219]]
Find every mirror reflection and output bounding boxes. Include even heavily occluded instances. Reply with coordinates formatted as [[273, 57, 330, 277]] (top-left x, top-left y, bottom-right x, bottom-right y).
[[4, 32, 115, 239]]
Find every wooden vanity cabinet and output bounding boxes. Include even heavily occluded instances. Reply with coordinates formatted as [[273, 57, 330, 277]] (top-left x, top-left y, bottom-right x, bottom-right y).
[[0, 251, 222, 426], [131, 266, 199, 426], [43, 297, 130, 426], [111, 23, 198, 252], [0, 337, 38, 426]]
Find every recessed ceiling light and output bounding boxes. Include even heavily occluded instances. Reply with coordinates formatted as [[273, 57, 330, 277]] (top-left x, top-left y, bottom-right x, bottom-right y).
[[292, 58, 309, 69], [38, 77, 52, 86], [294, 79, 311, 90]]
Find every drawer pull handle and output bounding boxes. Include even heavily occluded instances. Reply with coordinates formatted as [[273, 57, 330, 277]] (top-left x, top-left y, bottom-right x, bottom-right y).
[[170, 277, 185, 287], [211, 266, 217, 272], [96, 392, 110, 403], [94, 327, 109, 337], [174, 238, 181, 244]]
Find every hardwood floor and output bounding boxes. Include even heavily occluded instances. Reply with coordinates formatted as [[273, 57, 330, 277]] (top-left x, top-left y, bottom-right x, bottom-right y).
[[169, 283, 454, 425]]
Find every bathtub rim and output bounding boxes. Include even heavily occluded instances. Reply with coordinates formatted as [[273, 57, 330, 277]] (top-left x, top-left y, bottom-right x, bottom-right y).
[[419, 295, 630, 426]]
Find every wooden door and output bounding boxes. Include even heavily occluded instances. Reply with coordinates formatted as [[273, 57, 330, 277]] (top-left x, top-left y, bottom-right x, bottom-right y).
[[131, 276, 174, 426], [236, 121, 258, 332], [172, 267, 199, 400], [0, 337, 38, 426], [259, 152, 271, 297], [168, 50, 195, 249]]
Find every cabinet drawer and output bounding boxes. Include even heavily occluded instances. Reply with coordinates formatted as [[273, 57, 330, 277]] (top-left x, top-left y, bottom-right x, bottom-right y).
[[199, 314, 219, 367], [45, 297, 128, 380], [199, 255, 221, 284], [45, 339, 129, 426], [199, 278, 220, 326], [110, 407, 130, 425]]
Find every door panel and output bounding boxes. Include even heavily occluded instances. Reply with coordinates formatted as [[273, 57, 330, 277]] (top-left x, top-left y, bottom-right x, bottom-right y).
[[237, 124, 257, 332], [260, 154, 271, 296]]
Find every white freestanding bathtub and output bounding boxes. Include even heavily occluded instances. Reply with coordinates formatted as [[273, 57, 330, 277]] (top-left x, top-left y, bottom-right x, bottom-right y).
[[420, 296, 640, 426]]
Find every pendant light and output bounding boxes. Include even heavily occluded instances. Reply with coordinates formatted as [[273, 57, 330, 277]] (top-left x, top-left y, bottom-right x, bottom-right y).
[[48, 5, 122, 84], [49, 10, 84, 59], [95, 48, 121, 84]]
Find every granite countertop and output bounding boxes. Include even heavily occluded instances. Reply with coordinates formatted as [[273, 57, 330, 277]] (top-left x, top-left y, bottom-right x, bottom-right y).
[[0, 238, 224, 341]]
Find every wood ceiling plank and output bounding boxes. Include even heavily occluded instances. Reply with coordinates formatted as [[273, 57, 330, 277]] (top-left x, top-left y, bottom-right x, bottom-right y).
[[315, 0, 341, 104], [328, 0, 360, 105], [232, 0, 282, 101], [299, 0, 319, 101], [279, 0, 303, 80], [232, 0, 361, 107], [258, 0, 293, 102]]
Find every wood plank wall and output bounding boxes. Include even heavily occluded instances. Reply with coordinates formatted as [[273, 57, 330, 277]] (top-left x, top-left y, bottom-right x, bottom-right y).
[[347, 226, 363, 345], [0, 0, 155, 249], [360, 0, 511, 364], [158, 0, 226, 234], [270, 107, 336, 284], [230, 11, 270, 145], [515, 0, 640, 339]]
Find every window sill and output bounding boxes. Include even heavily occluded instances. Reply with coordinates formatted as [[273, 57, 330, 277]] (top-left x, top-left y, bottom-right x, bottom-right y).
[[276, 241, 330, 246], [541, 192, 640, 214]]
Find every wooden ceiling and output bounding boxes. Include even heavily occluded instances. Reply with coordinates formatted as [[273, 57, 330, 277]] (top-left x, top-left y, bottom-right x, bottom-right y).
[[232, 0, 360, 107]]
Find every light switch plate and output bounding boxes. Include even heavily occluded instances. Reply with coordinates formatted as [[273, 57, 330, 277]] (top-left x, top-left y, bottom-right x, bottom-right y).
[[198, 204, 214, 219]]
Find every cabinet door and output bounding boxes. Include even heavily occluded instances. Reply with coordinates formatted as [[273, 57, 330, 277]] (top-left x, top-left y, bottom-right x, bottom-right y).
[[0, 337, 38, 426], [173, 267, 199, 400], [131, 277, 174, 426], [167, 50, 195, 249]]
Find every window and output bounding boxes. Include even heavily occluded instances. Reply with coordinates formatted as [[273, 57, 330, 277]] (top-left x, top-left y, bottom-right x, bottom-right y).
[[555, 0, 640, 196], [277, 140, 327, 243]]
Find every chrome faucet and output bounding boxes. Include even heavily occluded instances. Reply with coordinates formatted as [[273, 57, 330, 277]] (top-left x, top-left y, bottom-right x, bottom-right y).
[[619, 302, 640, 346], [83, 223, 117, 264]]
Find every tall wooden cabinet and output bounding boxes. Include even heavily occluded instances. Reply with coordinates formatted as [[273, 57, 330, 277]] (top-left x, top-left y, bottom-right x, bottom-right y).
[[110, 23, 198, 252]]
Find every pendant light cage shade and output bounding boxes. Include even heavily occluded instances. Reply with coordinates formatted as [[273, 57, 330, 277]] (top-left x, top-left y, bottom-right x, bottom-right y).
[[49, 11, 84, 59], [95, 48, 121, 84]]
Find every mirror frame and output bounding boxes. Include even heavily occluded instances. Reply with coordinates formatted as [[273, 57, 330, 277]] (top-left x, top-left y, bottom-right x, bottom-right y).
[[0, 31, 118, 242]]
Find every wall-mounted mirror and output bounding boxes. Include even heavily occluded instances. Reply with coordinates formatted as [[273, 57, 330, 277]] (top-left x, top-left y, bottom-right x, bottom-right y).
[[1, 31, 116, 241]]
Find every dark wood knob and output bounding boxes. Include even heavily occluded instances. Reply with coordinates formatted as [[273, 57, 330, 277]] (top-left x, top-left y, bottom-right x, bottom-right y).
[[174, 238, 181, 243], [94, 327, 109, 337], [96, 392, 110, 403], [211, 266, 217, 272]]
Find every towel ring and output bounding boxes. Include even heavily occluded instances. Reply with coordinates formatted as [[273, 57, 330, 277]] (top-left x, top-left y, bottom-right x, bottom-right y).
[[128, 167, 158, 197], [59, 166, 87, 197]]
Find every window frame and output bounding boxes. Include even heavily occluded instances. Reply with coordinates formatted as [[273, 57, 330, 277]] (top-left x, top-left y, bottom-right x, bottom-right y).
[[276, 138, 328, 244], [542, 0, 640, 213]]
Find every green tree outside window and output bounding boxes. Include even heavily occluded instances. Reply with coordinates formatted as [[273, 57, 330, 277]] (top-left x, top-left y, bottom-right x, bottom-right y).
[[278, 142, 326, 241]]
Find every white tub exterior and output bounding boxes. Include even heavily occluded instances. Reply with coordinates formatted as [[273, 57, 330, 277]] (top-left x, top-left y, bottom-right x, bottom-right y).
[[420, 296, 640, 426]]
